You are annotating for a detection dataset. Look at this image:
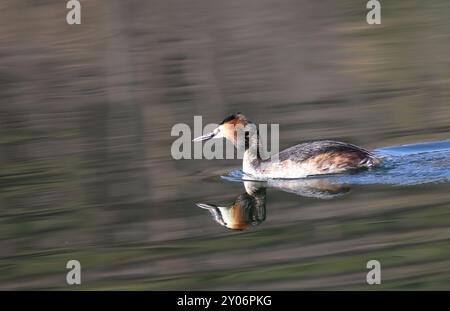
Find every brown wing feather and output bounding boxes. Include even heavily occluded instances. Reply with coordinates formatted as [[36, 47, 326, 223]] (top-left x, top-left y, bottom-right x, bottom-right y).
[[278, 140, 380, 171]]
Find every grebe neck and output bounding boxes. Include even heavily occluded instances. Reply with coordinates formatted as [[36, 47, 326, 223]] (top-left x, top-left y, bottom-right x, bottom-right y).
[[242, 130, 263, 174]]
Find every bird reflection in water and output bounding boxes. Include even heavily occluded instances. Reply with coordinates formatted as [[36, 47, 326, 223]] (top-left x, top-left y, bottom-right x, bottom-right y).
[[197, 182, 267, 231], [197, 178, 350, 230]]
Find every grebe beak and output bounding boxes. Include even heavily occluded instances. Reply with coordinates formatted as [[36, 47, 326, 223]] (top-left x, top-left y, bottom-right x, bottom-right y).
[[193, 125, 223, 142], [192, 132, 215, 142]]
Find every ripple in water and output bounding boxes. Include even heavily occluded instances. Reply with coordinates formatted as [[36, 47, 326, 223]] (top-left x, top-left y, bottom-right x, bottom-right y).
[[222, 139, 450, 186]]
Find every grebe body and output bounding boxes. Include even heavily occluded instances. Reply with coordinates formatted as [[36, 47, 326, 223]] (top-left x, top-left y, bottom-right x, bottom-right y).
[[244, 140, 380, 179], [193, 113, 381, 179]]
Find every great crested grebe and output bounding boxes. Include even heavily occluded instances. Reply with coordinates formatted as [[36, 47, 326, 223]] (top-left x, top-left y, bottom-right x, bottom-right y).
[[193, 113, 381, 179]]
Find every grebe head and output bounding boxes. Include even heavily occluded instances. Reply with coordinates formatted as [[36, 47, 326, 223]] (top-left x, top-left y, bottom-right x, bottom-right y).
[[192, 113, 253, 146]]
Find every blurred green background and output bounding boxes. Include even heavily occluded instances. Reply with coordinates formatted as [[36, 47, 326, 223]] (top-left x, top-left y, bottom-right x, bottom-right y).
[[0, 0, 450, 290]]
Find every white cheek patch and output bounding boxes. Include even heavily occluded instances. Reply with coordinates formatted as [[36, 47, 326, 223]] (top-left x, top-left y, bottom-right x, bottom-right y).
[[213, 126, 224, 139]]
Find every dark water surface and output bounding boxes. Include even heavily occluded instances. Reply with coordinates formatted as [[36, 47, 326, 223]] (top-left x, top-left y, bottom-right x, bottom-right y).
[[1, 1, 450, 290]]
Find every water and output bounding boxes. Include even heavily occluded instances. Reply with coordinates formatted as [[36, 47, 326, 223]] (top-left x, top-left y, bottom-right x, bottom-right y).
[[212, 140, 450, 229], [3, 139, 450, 291], [1, 1, 450, 290]]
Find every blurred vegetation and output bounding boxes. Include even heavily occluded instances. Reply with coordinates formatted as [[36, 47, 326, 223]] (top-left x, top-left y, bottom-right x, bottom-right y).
[[0, 0, 449, 290]]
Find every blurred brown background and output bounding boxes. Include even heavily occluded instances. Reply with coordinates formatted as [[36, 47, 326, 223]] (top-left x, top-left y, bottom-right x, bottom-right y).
[[0, 1, 450, 290]]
